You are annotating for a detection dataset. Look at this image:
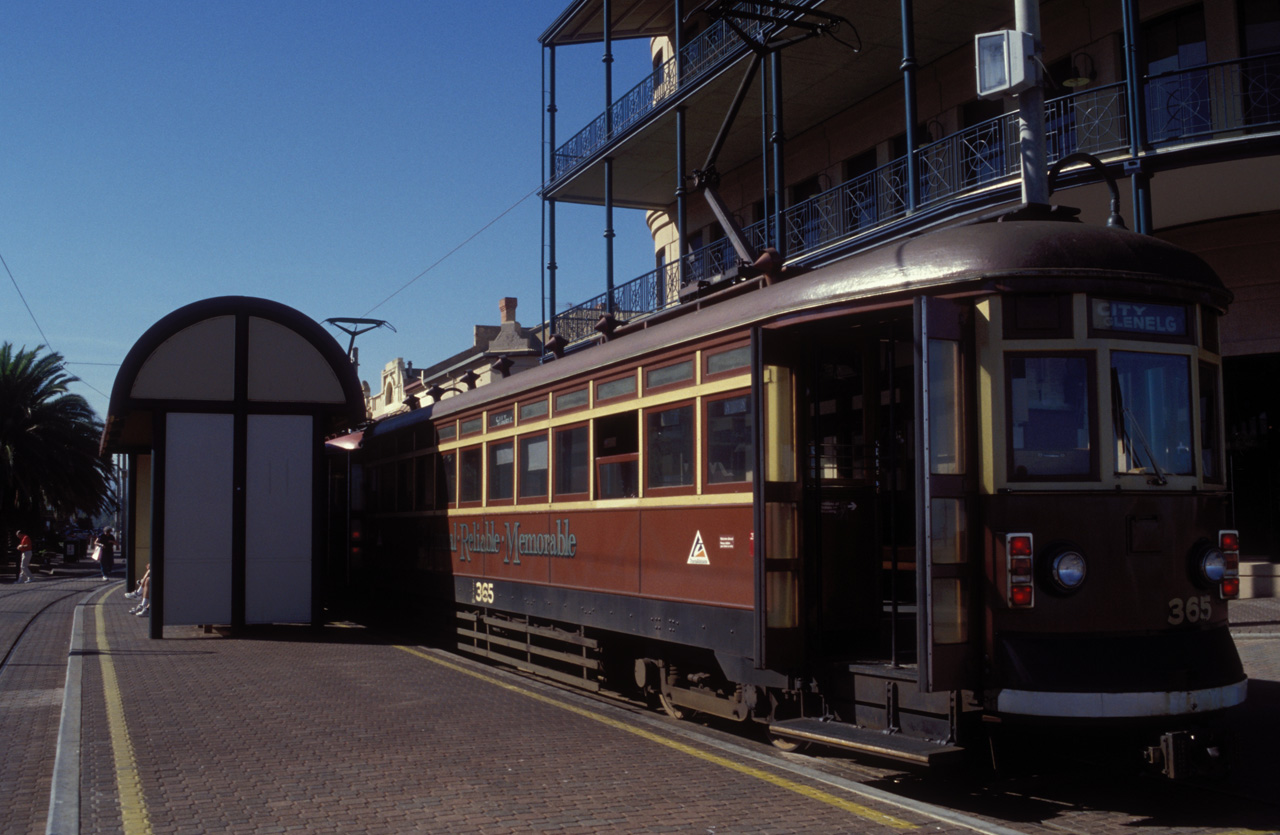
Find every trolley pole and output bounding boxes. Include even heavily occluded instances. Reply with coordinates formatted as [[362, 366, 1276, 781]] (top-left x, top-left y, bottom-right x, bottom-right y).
[[1014, 0, 1048, 206]]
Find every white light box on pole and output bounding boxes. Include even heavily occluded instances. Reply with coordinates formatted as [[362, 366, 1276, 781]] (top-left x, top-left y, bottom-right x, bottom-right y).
[[975, 30, 1035, 99]]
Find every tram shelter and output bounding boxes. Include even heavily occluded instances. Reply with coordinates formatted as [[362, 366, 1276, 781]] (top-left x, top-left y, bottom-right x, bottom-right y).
[[101, 297, 365, 638]]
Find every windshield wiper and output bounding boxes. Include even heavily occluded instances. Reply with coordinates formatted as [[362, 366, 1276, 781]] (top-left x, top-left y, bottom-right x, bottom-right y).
[[1111, 368, 1168, 486]]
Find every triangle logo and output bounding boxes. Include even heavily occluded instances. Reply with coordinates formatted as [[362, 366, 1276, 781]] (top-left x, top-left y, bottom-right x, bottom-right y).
[[687, 531, 710, 565]]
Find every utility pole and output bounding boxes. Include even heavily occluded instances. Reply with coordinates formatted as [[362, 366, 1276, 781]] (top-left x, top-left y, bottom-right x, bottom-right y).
[[1015, 0, 1048, 205]]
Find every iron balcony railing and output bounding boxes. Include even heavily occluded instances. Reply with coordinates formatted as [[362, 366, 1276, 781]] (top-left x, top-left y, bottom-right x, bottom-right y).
[[551, 5, 786, 184], [1146, 52, 1280, 142], [550, 54, 1280, 347]]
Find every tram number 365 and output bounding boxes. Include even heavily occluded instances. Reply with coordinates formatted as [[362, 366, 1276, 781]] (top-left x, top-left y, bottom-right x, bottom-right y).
[[1167, 595, 1212, 625], [473, 582, 495, 605]]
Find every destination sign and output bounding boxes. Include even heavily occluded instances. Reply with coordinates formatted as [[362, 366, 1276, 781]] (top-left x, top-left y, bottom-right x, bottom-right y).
[[1091, 299, 1187, 336]]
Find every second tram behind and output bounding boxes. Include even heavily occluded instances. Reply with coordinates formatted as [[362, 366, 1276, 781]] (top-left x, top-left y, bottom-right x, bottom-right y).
[[331, 212, 1245, 775]]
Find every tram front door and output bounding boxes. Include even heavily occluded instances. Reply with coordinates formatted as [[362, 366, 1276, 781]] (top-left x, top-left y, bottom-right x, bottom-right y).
[[758, 314, 919, 668]]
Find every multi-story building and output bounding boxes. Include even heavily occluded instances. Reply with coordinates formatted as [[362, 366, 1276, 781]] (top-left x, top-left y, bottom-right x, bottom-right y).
[[537, 0, 1280, 563], [365, 297, 544, 420]]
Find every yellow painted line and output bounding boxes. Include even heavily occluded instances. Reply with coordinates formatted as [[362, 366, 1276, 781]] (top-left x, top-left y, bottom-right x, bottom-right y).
[[392, 643, 916, 830], [95, 587, 153, 835]]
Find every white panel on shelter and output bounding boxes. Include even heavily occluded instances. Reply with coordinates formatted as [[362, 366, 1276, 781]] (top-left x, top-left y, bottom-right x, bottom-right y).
[[133, 316, 236, 401], [245, 414, 313, 623], [163, 413, 234, 625], [247, 317, 345, 403]]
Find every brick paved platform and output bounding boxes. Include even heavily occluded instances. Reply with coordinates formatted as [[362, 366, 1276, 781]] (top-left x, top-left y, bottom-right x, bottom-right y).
[[6, 579, 1276, 834], [67, 585, 989, 835]]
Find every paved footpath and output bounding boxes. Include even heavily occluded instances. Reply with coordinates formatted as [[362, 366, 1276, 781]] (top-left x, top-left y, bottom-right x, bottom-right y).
[[4, 575, 1278, 834], [67, 584, 990, 835]]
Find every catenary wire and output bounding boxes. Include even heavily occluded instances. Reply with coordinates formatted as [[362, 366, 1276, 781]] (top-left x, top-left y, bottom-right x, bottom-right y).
[[360, 186, 539, 318], [1, 250, 55, 351]]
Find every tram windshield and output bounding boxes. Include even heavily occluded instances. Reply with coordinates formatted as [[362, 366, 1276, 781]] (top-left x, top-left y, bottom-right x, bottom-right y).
[[1111, 351, 1194, 477], [1007, 355, 1093, 479]]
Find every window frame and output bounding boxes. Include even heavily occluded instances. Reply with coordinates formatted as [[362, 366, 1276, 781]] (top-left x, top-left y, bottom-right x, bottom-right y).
[[488, 406, 515, 431], [703, 341, 752, 381], [459, 415, 484, 438], [517, 431, 550, 504], [644, 399, 698, 497], [441, 450, 457, 508], [1004, 350, 1099, 483], [1001, 293, 1074, 340], [519, 396, 550, 424], [644, 357, 696, 394], [457, 444, 484, 506], [703, 390, 755, 493], [595, 370, 639, 404], [486, 439, 515, 505], [554, 386, 590, 416], [552, 421, 591, 501]]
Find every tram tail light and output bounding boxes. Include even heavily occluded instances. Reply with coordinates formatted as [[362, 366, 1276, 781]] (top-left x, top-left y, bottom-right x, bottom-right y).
[[1006, 533, 1035, 608], [1218, 529, 1240, 600]]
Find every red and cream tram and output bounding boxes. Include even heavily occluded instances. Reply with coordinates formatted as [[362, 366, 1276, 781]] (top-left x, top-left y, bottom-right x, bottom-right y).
[[337, 211, 1245, 775]]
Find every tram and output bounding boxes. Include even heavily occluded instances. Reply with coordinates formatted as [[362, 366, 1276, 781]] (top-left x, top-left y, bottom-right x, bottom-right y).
[[331, 208, 1245, 776]]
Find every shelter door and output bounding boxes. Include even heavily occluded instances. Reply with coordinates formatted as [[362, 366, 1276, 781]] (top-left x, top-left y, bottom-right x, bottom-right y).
[[914, 297, 980, 692]]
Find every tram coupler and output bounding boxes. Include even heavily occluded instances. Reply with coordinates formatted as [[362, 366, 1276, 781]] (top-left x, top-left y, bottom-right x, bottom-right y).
[[1144, 730, 1223, 780]]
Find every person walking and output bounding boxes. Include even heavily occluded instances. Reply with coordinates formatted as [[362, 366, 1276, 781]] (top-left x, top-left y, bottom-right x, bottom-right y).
[[95, 527, 117, 581], [16, 530, 34, 583]]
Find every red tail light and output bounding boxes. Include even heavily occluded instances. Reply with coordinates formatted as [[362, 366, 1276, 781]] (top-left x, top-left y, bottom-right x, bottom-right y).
[[1218, 529, 1240, 599], [1006, 532, 1034, 608]]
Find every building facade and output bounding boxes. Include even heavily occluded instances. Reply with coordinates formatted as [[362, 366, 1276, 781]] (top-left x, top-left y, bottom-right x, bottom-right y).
[[366, 297, 544, 420], [538, 0, 1280, 561]]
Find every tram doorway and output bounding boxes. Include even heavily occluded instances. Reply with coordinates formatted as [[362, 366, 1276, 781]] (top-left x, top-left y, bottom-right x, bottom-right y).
[[760, 313, 919, 668]]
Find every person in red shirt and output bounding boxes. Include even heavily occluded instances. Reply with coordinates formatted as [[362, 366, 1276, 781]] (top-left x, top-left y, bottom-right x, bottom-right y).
[[16, 530, 34, 583]]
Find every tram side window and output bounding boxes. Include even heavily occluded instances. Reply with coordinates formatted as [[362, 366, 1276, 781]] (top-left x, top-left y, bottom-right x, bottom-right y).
[[1007, 354, 1094, 479], [707, 394, 753, 484], [596, 411, 639, 499], [459, 447, 482, 503], [648, 404, 695, 491], [441, 452, 456, 505], [488, 440, 514, 501], [519, 433, 549, 499], [414, 454, 435, 511], [1112, 351, 1194, 476], [396, 459, 412, 512], [554, 424, 590, 498]]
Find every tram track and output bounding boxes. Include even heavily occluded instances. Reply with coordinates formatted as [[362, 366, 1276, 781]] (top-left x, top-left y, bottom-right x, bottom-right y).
[[0, 578, 110, 680]]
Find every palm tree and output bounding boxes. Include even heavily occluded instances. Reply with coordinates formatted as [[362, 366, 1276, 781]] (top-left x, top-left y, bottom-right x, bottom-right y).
[[0, 343, 113, 548]]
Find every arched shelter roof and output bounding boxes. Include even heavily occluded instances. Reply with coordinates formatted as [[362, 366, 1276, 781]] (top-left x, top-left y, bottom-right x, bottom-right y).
[[101, 296, 365, 453]]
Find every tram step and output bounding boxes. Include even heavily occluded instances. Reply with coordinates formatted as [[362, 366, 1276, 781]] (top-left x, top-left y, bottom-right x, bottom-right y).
[[768, 719, 964, 766]]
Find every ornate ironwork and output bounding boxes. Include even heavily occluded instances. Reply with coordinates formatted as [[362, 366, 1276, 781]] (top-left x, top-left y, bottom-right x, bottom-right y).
[[1147, 53, 1280, 143], [549, 54, 1280, 348], [549, 5, 780, 185]]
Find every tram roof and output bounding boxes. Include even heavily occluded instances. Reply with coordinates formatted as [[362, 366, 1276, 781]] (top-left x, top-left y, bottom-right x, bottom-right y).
[[367, 218, 1229, 437]]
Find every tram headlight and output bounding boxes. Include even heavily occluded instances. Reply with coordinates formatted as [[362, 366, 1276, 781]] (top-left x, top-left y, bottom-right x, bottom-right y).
[[1198, 548, 1227, 584], [1048, 550, 1087, 593]]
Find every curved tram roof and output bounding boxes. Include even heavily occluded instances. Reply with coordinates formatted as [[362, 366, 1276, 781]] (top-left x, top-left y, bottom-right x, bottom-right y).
[[369, 218, 1229, 440]]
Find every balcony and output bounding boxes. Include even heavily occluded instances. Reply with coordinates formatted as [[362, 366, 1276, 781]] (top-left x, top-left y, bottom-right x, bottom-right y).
[[549, 53, 1280, 348], [549, 6, 788, 186]]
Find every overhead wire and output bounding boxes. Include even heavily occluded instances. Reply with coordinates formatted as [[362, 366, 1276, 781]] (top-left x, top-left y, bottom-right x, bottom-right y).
[[1, 250, 54, 351], [2, 249, 111, 401], [360, 186, 540, 319]]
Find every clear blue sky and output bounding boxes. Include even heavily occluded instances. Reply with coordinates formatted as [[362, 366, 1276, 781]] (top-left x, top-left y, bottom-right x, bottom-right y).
[[2, 1, 656, 419]]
